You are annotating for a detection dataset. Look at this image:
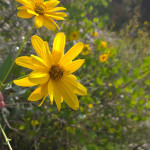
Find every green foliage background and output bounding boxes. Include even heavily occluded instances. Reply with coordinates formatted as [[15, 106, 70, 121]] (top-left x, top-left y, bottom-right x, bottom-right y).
[[0, 0, 150, 149]]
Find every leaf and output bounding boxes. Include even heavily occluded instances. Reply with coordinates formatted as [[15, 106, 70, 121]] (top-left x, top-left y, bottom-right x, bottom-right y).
[[0, 50, 13, 83]]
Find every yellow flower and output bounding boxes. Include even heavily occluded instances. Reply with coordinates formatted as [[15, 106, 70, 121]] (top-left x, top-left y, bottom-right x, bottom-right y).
[[108, 83, 112, 87], [16, 0, 67, 31], [13, 33, 87, 111], [92, 31, 98, 37], [19, 125, 25, 130], [144, 21, 149, 26], [31, 120, 39, 126], [88, 104, 93, 108], [99, 54, 108, 63], [101, 41, 107, 48], [82, 44, 91, 55], [69, 31, 79, 41]]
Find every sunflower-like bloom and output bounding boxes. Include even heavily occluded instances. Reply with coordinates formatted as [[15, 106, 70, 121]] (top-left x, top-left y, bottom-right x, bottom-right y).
[[82, 44, 91, 55], [99, 54, 108, 63], [16, 0, 67, 31], [13, 33, 87, 111]]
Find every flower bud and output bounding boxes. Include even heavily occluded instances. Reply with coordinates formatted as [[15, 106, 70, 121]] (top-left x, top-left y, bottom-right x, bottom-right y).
[[0, 101, 5, 109], [0, 92, 3, 102]]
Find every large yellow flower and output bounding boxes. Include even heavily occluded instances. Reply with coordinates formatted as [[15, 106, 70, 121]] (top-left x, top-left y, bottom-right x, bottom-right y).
[[13, 33, 87, 111], [16, 0, 67, 30]]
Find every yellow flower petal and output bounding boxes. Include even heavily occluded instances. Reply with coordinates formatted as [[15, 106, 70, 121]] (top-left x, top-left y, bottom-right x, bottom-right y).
[[13, 77, 37, 87], [48, 79, 53, 105], [59, 42, 84, 66], [63, 59, 85, 73], [52, 80, 61, 111], [28, 84, 47, 101], [52, 32, 65, 64], [31, 35, 45, 59], [28, 71, 50, 84], [17, 6, 31, 10], [42, 15, 56, 31], [45, 7, 67, 13], [57, 79, 79, 110], [63, 75, 87, 96], [27, 9, 39, 16], [34, 15, 43, 28], [17, 10, 34, 18], [16, 0, 33, 8], [39, 95, 47, 107], [44, 0, 60, 10], [45, 14, 65, 20]]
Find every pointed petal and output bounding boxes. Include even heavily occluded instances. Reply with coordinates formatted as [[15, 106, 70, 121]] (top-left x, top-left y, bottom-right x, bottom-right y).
[[44, 0, 60, 10], [48, 79, 54, 105], [28, 84, 48, 101], [57, 79, 79, 110], [59, 42, 84, 66], [45, 7, 67, 12], [27, 9, 39, 16], [13, 77, 37, 87], [17, 10, 34, 18], [17, 6, 31, 10], [63, 59, 85, 73], [45, 14, 65, 20], [28, 71, 50, 84], [16, 0, 34, 8], [43, 15, 57, 31], [44, 41, 53, 66], [52, 32, 65, 64], [63, 75, 87, 96], [53, 81, 61, 111], [34, 15, 43, 28], [31, 35, 46, 59], [39, 95, 47, 107]]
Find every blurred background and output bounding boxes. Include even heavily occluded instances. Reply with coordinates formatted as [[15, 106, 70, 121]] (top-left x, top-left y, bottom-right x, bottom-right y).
[[0, 0, 150, 149]]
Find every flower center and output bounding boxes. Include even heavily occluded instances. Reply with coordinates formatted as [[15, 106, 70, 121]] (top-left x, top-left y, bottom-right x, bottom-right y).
[[49, 65, 63, 80], [35, 3, 44, 14]]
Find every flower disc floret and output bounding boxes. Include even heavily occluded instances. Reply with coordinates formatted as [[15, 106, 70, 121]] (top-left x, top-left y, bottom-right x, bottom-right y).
[[50, 65, 63, 80], [35, 3, 45, 14]]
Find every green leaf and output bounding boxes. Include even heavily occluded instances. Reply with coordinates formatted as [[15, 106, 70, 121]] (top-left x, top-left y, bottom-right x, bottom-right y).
[[0, 50, 13, 83]]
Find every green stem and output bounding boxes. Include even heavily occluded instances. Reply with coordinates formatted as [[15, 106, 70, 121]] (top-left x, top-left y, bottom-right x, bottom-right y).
[[2, 25, 34, 84], [0, 124, 13, 150]]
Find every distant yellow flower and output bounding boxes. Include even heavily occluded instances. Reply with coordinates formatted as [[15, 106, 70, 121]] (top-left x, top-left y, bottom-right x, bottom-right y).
[[19, 125, 25, 130], [92, 31, 98, 37], [16, 0, 67, 31], [69, 31, 79, 41], [82, 44, 91, 55], [144, 21, 149, 26], [101, 41, 107, 48], [108, 83, 112, 87], [31, 120, 39, 126], [14, 33, 87, 111], [88, 104, 93, 108], [99, 54, 108, 63]]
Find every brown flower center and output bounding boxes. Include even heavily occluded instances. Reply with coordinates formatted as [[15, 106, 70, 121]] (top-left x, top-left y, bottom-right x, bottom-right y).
[[35, 3, 45, 14], [49, 65, 63, 80]]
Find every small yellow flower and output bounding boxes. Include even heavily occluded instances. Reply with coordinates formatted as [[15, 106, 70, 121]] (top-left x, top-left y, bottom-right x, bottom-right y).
[[88, 104, 93, 108], [82, 44, 91, 55], [19, 125, 25, 130], [31, 120, 39, 126], [14, 33, 87, 111], [101, 41, 107, 48], [92, 31, 98, 37], [144, 21, 149, 26], [69, 31, 79, 41], [99, 54, 108, 63], [108, 83, 112, 87], [16, 0, 67, 31]]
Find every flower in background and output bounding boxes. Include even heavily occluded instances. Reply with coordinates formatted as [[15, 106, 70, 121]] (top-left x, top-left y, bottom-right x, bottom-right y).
[[144, 21, 149, 26], [16, 0, 67, 31], [14, 33, 87, 111], [101, 41, 107, 48], [82, 44, 91, 55], [69, 31, 79, 41], [92, 31, 98, 37], [31, 120, 39, 126], [19, 125, 25, 130], [88, 104, 93, 108], [99, 54, 108, 63], [0, 92, 5, 109]]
